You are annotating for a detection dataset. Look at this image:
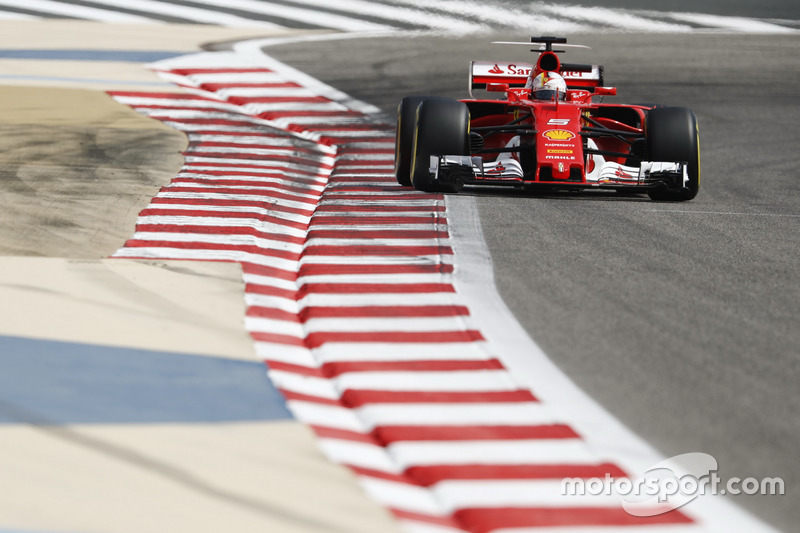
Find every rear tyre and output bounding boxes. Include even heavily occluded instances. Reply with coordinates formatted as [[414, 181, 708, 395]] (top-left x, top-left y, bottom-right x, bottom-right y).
[[410, 98, 470, 192], [646, 106, 700, 201], [395, 96, 429, 186]]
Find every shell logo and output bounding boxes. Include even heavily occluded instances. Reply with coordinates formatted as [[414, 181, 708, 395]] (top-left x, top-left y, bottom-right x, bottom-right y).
[[543, 129, 576, 141]]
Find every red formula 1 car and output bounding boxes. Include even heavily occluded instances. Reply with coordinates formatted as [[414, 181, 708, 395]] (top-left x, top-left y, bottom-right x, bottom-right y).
[[395, 36, 700, 201]]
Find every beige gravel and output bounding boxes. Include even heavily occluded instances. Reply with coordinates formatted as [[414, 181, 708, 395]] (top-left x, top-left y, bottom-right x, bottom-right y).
[[0, 85, 186, 258], [0, 20, 402, 533]]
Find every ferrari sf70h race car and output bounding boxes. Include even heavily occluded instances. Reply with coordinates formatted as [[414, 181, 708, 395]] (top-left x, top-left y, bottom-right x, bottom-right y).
[[395, 36, 700, 201]]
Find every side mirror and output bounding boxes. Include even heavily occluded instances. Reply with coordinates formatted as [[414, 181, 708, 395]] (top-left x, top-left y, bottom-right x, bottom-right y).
[[594, 86, 617, 96], [487, 83, 510, 93]]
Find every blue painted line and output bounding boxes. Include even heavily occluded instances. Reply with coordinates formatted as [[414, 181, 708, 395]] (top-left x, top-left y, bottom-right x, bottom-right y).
[[0, 49, 184, 62], [0, 335, 293, 425]]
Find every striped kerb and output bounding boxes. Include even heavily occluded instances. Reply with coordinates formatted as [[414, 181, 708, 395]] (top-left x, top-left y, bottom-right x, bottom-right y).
[[109, 55, 692, 533]]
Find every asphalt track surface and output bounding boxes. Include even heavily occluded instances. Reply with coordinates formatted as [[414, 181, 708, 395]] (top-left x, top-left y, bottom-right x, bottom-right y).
[[545, 0, 800, 20], [266, 32, 800, 530], [0, 10, 796, 533]]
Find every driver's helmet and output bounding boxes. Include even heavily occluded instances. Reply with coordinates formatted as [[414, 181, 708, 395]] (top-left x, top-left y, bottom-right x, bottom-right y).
[[527, 71, 567, 101]]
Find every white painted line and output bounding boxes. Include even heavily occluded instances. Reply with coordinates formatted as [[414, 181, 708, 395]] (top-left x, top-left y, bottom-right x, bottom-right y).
[[241, 275, 297, 291], [303, 238, 448, 248], [182, 158, 328, 176], [396, 521, 464, 533], [0, 0, 158, 23], [388, 440, 599, 467], [305, 341, 491, 363], [271, 116, 373, 126], [295, 293, 464, 308], [282, 0, 487, 33], [211, 86, 323, 98], [111, 247, 300, 271], [529, 1, 693, 32], [141, 203, 312, 221], [188, 134, 335, 150], [269, 371, 339, 399], [0, 10, 34, 19], [117, 98, 241, 112], [187, 0, 395, 32], [314, 201, 442, 208], [177, 168, 329, 181], [356, 403, 557, 428], [318, 438, 400, 472], [329, 370, 519, 393], [254, 343, 316, 367], [165, 183, 323, 201], [432, 479, 620, 509], [247, 316, 472, 334], [137, 218, 303, 237], [245, 292, 462, 309], [359, 476, 444, 514], [178, 73, 289, 84], [287, 401, 366, 431], [389, 0, 591, 34], [155, 190, 319, 210], [175, 174, 327, 191], [666, 12, 798, 33], [159, 122, 277, 133], [145, 110, 271, 122], [290, 273, 453, 285], [296, 256, 454, 266], [130, 232, 303, 252], [238, 102, 349, 113], [87, 0, 285, 28], [232, 40, 386, 117], [498, 526, 709, 533]]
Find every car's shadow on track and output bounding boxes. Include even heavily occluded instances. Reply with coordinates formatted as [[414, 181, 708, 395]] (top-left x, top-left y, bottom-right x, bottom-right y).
[[450, 186, 654, 203]]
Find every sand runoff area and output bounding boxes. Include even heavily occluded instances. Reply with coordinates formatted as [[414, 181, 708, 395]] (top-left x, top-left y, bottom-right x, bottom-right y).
[[0, 20, 401, 533]]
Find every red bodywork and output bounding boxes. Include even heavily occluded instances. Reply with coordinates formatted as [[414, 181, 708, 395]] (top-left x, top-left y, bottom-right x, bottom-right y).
[[465, 49, 648, 185]]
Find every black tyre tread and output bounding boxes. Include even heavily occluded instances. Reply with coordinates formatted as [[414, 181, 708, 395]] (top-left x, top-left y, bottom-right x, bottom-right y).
[[395, 96, 429, 186], [410, 98, 470, 193], [646, 106, 700, 201]]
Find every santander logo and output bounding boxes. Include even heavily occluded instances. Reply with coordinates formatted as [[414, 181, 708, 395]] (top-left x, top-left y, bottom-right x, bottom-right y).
[[488, 64, 504, 74]]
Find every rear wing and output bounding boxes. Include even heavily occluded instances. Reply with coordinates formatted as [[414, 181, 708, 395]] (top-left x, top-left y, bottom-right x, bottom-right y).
[[469, 61, 604, 98]]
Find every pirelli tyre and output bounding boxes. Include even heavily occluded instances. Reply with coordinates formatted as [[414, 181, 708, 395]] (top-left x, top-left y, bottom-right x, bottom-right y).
[[646, 106, 700, 201], [395, 96, 430, 186], [410, 98, 470, 193]]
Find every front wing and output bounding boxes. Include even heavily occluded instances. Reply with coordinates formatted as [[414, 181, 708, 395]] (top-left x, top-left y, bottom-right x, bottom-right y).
[[429, 155, 689, 192]]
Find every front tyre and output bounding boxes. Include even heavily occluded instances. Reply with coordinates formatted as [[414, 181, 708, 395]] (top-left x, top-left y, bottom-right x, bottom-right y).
[[646, 106, 700, 201], [410, 98, 470, 193], [395, 96, 429, 186]]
